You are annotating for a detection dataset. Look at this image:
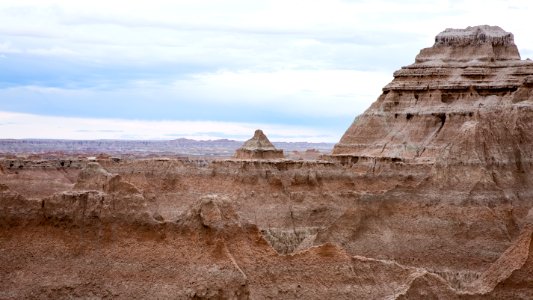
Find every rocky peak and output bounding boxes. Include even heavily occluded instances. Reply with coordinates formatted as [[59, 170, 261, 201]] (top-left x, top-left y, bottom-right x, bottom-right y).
[[435, 25, 515, 47], [235, 129, 284, 159], [333, 25, 533, 175], [241, 129, 276, 151], [416, 25, 521, 63]]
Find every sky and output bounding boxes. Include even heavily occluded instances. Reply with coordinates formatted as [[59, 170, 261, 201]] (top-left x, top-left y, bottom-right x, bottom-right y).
[[0, 0, 532, 142]]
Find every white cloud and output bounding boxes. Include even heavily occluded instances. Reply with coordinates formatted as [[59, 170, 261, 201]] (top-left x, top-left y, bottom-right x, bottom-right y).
[[0, 67, 391, 122], [26, 47, 78, 57], [171, 69, 391, 117], [1, 0, 531, 68], [0, 111, 339, 142], [0, 41, 20, 54]]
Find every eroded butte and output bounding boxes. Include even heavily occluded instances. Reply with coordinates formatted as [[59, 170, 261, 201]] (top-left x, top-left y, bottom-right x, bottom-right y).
[[1, 25, 532, 299]]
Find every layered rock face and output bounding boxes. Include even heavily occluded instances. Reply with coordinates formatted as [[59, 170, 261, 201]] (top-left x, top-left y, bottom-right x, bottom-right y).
[[318, 26, 533, 297], [417, 25, 520, 62], [235, 129, 284, 159], [333, 25, 533, 201], [334, 25, 532, 163]]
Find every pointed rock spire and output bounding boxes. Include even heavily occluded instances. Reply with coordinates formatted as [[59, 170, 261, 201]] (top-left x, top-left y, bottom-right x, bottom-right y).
[[235, 129, 284, 159], [241, 129, 276, 150]]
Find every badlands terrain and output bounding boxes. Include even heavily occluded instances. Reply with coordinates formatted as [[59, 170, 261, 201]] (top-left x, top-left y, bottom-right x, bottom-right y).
[[0, 138, 334, 159], [1, 25, 532, 299]]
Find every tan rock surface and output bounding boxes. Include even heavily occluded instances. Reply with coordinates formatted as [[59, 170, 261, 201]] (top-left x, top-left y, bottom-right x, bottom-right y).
[[234, 129, 284, 159]]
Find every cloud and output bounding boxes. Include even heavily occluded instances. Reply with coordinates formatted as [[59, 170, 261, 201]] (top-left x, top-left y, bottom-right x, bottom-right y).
[[26, 47, 78, 57], [2, 1, 530, 74], [0, 68, 390, 130], [0, 1, 446, 70], [169, 69, 391, 117], [0, 41, 20, 54]]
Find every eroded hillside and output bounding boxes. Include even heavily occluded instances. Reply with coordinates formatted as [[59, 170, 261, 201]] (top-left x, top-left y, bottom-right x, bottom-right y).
[[1, 25, 532, 299]]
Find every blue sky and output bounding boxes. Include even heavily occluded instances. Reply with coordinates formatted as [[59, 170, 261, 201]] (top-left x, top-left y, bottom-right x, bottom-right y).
[[0, 0, 532, 142]]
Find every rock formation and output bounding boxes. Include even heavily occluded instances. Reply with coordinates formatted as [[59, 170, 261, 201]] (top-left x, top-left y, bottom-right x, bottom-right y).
[[1, 25, 533, 299], [326, 25, 532, 280], [333, 25, 532, 165], [418, 25, 520, 62], [234, 129, 284, 159]]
